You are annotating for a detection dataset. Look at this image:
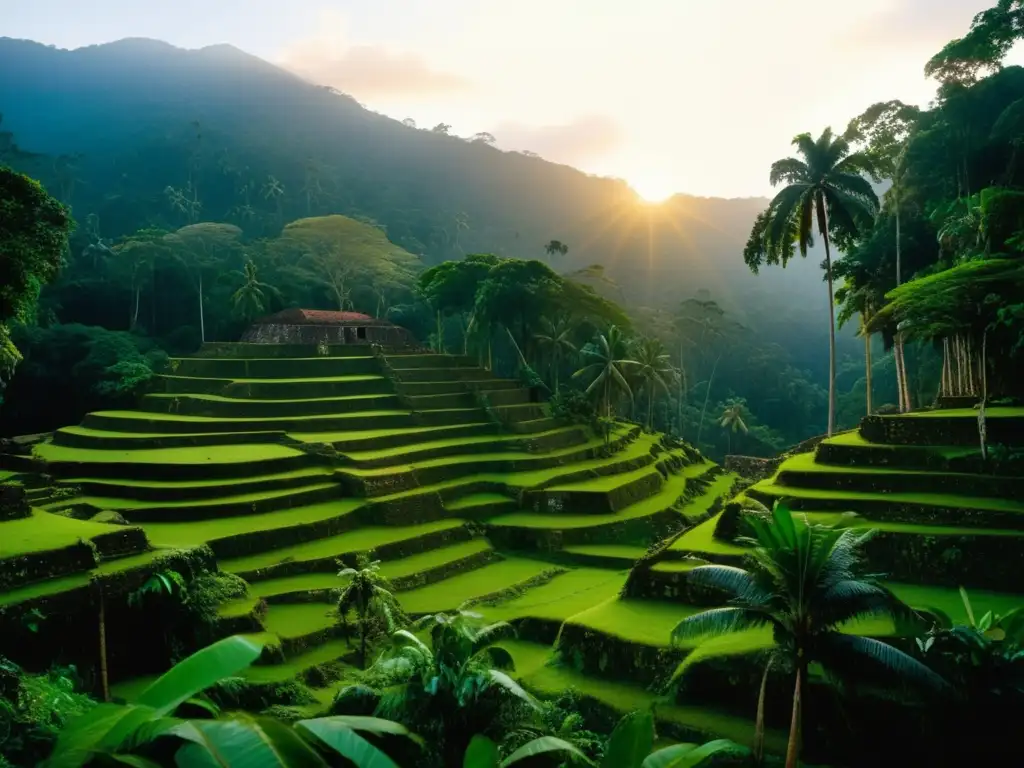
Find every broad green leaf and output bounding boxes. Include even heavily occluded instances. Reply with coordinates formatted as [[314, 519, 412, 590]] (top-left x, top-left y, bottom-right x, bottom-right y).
[[640, 744, 697, 768], [487, 669, 538, 710], [298, 716, 423, 745], [107, 756, 165, 768], [138, 635, 263, 716], [602, 710, 654, 768], [642, 739, 750, 767], [503, 735, 595, 767], [298, 719, 407, 767], [43, 703, 158, 768], [173, 716, 327, 768], [463, 735, 500, 768]]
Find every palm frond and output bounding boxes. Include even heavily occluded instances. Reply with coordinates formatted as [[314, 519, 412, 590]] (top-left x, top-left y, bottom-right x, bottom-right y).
[[670, 607, 769, 645], [685, 565, 771, 604], [769, 157, 810, 186], [815, 633, 949, 692]]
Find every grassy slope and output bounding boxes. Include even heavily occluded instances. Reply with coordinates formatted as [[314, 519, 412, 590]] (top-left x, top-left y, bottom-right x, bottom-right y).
[[0, 509, 132, 558], [398, 558, 555, 614], [34, 442, 304, 464]]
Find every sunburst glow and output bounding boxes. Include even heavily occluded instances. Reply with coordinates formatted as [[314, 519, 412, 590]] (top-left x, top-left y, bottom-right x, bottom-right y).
[[629, 172, 677, 204]]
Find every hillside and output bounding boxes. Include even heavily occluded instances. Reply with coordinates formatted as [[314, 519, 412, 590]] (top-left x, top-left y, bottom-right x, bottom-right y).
[[0, 36, 855, 377]]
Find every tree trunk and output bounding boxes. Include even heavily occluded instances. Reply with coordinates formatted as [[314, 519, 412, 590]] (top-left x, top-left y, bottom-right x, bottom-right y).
[[813, 191, 838, 435], [97, 583, 110, 702], [696, 352, 722, 446], [198, 272, 205, 344], [131, 283, 141, 332], [754, 657, 774, 764], [785, 661, 804, 768], [864, 321, 872, 416], [647, 384, 654, 431], [436, 310, 444, 354], [678, 340, 684, 437], [727, 430, 731, 455]]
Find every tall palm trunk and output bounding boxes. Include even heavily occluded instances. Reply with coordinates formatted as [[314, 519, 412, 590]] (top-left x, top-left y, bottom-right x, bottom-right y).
[[863, 316, 872, 415], [816, 194, 837, 437], [785, 661, 805, 768], [696, 352, 722, 446], [198, 272, 206, 343], [646, 385, 653, 431], [754, 656, 774, 763], [95, 581, 110, 702]]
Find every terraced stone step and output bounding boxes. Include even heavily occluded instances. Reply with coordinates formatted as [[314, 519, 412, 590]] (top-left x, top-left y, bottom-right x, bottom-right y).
[[293, 423, 498, 452], [503, 641, 788, 753], [398, 379, 520, 396], [83, 409, 418, 435], [747, 481, 1024, 530], [389, 366, 500, 383], [160, 374, 393, 400], [51, 426, 291, 451], [0, 509, 150, 590], [774, 452, 1024, 500], [479, 568, 630, 631], [243, 638, 355, 684], [247, 539, 499, 603], [195, 342, 387, 359], [262, 602, 340, 653], [859, 408, 1024, 446], [62, 467, 338, 503], [405, 388, 533, 411], [800, 511, 1024, 591], [667, 513, 747, 565], [71, 482, 342, 523], [398, 557, 557, 615], [560, 544, 650, 569], [170, 356, 381, 379], [144, 500, 366, 559], [444, 493, 519, 519], [33, 442, 315, 482], [341, 427, 588, 469], [814, 432, 989, 473], [0, 549, 164, 609], [384, 353, 478, 369], [526, 465, 665, 515], [221, 519, 470, 581], [487, 465, 725, 550], [141, 392, 403, 418], [342, 434, 641, 496]]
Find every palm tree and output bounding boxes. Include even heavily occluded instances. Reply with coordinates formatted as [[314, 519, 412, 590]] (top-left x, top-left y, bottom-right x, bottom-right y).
[[533, 315, 578, 392], [670, 502, 945, 768], [836, 279, 878, 416], [572, 325, 637, 418], [360, 611, 533, 766], [718, 399, 748, 454], [231, 260, 280, 322], [744, 128, 879, 436], [631, 337, 676, 431], [336, 559, 403, 668], [544, 239, 569, 263]]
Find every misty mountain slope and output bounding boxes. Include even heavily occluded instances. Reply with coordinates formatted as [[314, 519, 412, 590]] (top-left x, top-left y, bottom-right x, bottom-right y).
[[0, 36, 853, 372]]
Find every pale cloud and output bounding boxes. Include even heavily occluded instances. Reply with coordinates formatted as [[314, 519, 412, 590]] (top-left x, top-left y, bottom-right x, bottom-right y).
[[491, 115, 625, 166], [278, 7, 472, 100]]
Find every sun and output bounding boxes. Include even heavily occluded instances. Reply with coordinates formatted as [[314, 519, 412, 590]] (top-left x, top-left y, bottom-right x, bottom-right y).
[[629, 172, 677, 204]]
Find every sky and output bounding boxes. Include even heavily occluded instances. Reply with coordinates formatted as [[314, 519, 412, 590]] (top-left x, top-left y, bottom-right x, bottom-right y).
[[5, 0, 1018, 200]]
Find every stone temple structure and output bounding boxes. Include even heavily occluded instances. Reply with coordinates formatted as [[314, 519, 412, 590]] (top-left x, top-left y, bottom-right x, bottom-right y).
[[240, 309, 415, 346]]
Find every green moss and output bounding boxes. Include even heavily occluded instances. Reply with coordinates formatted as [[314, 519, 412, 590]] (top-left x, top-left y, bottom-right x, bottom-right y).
[[823, 430, 971, 458], [398, 558, 554, 614], [65, 467, 334, 491], [220, 519, 465, 575], [562, 545, 649, 560], [481, 568, 629, 623], [0, 550, 163, 607], [751, 480, 1024, 513], [73, 482, 340, 514], [799, 511, 1024, 538], [34, 442, 304, 465], [264, 602, 338, 639], [289, 424, 486, 444], [0, 509, 132, 558], [896, 407, 1023, 418], [565, 597, 694, 647], [243, 639, 357, 684], [379, 539, 494, 580], [884, 581, 1023, 622], [446, 493, 515, 511], [545, 465, 663, 494], [143, 500, 365, 549], [669, 514, 747, 557]]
